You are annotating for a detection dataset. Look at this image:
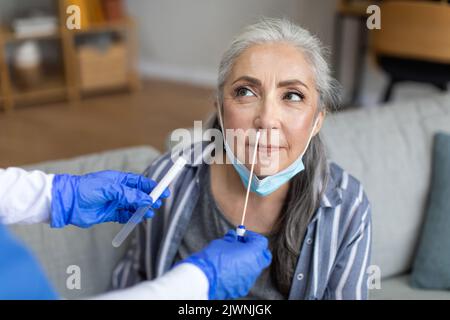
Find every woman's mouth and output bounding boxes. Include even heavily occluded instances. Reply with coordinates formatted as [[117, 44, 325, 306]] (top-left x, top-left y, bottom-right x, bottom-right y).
[[247, 143, 284, 154]]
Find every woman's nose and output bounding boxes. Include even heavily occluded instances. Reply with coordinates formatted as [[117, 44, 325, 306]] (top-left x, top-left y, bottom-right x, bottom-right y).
[[253, 96, 281, 130]]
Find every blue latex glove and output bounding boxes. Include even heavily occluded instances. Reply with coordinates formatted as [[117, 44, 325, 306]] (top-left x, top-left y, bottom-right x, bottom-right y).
[[180, 229, 272, 300], [50, 170, 170, 228]]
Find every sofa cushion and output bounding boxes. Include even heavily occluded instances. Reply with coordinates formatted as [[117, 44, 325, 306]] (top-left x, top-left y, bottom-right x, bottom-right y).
[[370, 274, 450, 300], [21, 146, 159, 175], [410, 132, 450, 289], [10, 146, 160, 299], [321, 93, 450, 278]]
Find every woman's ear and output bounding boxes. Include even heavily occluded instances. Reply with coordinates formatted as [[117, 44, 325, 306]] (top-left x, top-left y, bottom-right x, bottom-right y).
[[313, 110, 326, 136]]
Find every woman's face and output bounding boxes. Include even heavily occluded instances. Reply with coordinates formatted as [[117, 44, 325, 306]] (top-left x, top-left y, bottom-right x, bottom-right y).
[[221, 42, 325, 176]]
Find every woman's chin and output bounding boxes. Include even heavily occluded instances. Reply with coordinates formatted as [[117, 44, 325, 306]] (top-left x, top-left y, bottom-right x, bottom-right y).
[[255, 150, 286, 175], [255, 162, 285, 176]]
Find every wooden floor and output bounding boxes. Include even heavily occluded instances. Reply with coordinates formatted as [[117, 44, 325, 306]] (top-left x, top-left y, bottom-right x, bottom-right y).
[[0, 79, 215, 167]]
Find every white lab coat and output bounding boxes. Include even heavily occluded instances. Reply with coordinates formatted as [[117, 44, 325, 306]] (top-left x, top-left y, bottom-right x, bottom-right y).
[[0, 167, 208, 300]]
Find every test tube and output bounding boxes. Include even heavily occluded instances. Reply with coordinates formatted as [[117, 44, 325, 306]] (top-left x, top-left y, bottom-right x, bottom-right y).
[[112, 156, 187, 247]]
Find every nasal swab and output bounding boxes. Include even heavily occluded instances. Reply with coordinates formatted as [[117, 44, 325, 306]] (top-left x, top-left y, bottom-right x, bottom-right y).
[[236, 130, 260, 242], [112, 156, 187, 247]]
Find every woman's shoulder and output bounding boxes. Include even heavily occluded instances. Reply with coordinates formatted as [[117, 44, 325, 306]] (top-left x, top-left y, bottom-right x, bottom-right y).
[[321, 162, 372, 250], [326, 161, 371, 218], [328, 162, 366, 196]]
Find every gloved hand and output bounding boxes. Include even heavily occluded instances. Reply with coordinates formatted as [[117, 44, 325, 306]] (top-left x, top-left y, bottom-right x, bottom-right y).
[[50, 170, 170, 228], [180, 229, 272, 300]]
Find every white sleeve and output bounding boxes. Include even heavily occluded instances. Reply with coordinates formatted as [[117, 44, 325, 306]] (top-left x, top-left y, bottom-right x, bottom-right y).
[[92, 263, 209, 300], [0, 167, 53, 225]]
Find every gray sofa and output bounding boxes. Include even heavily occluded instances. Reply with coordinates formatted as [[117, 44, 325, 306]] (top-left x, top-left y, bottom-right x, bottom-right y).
[[10, 92, 450, 299], [321, 93, 450, 299]]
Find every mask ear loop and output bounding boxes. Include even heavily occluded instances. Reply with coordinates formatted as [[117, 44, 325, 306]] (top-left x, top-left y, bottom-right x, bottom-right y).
[[216, 102, 229, 164], [299, 116, 320, 158], [216, 101, 228, 149]]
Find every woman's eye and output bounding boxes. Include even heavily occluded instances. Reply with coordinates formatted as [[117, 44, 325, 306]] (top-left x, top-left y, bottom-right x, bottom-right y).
[[284, 92, 304, 102], [235, 87, 255, 97]]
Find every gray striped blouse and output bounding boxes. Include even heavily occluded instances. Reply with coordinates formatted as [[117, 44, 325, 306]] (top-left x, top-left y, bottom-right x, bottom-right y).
[[112, 141, 372, 300]]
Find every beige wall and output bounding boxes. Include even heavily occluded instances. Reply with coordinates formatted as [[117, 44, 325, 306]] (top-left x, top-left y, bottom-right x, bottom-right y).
[[125, 0, 345, 87], [0, 0, 360, 102]]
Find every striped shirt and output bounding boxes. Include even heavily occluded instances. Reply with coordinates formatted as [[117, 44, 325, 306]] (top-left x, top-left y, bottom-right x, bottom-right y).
[[112, 141, 372, 300]]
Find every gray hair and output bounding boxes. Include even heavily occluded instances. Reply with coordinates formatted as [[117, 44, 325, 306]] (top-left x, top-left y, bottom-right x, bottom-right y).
[[211, 17, 341, 295], [217, 17, 340, 113]]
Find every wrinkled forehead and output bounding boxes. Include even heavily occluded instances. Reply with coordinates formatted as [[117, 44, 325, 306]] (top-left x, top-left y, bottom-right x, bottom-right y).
[[226, 43, 317, 89]]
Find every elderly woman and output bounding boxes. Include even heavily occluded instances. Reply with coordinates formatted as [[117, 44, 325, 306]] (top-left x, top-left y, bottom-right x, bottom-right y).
[[113, 18, 371, 300]]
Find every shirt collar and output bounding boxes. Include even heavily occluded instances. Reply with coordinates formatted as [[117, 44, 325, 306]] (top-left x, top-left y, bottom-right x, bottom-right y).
[[319, 165, 343, 209]]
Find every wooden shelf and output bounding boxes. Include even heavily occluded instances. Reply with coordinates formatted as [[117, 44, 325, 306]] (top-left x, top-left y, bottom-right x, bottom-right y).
[[0, 0, 139, 111], [0, 27, 61, 43], [11, 75, 67, 102], [66, 18, 133, 35]]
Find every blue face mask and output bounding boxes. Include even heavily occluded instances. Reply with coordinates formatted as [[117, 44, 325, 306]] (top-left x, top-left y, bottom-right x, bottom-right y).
[[218, 107, 318, 197]]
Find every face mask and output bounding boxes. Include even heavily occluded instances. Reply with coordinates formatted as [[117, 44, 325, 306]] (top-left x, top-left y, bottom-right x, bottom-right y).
[[217, 105, 318, 196]]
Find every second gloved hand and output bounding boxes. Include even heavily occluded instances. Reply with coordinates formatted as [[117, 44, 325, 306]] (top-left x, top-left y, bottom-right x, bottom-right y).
[[180, 229, 272, 300], [50, 170, 170, 228]]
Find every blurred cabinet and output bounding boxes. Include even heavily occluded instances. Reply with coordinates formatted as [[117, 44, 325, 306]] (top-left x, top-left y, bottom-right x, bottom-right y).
[[0, 0, 140, 111], [78, 43, 128, 91]]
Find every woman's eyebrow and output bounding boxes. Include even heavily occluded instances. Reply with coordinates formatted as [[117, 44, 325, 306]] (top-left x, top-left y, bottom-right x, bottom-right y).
[[278, 79, 309, 89], [231, 76, 309, 90], [232, 76, 261, 86]]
